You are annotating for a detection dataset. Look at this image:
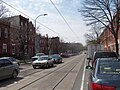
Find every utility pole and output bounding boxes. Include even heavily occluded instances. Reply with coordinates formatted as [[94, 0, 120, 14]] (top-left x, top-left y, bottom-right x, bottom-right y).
[[46, 34, 49, 55]]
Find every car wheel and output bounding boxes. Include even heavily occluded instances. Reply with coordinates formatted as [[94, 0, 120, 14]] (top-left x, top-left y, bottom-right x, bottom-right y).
[[51, 63, 54, 67], [54, 59, 56, 63], [18, 63, 20, 66], [33, 65, 37, 69], [12, 70, 18, 79], [60, 60, 62, 63], [59, 60, 61, 63], [46, 63, 49, 68]]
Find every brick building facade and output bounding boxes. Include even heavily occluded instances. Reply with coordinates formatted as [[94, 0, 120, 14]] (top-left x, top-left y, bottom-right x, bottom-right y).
[[0, 15, 61, 58], [50, 37, 60, 54], [100, 13, 120, 53], [0, 15, 35, 58], [38, 35, 60, 55], [0, 20, 11, 56]]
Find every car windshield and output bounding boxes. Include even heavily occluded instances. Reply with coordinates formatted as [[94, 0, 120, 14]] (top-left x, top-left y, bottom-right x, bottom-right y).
[[9, 58, 16, 61], [98, 60, 120, 74], [52, 55, 59, 58], [94, 52, 117, 60], [38, 57, 48, 61], [36, 53, 44, 56]]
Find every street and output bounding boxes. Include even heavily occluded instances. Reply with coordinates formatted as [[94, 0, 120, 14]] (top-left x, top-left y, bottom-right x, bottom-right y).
[[0, 53, 89, 90]]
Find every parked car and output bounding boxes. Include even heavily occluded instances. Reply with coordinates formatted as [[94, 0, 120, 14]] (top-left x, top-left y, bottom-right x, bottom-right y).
[[87, 58, 120, 90], [51, 54, 62, 63], [36, 53, 45, 56], [60, 53, 69, 58], [31, 53, 45, 61], [86, 51, 118, 67], [2, 57, 20, 66], [32, 55, 54, 69], [0, 57, 19, 80], [31, 56, 40, 61]]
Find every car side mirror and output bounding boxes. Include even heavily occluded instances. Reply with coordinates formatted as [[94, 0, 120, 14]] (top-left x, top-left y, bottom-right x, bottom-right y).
[[86, 65, 90, 69], [48, 58, 52, 60], [86, 65, 93, 69], [87, 57, 92, 60]]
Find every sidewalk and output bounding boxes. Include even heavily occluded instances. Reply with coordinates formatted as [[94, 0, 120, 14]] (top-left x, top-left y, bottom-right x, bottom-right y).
[[20, 59, 32, 65]]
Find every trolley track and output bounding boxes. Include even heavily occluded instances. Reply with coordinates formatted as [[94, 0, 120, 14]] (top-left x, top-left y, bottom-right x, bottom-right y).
[[19, 56, 81, 90], [1, 55, 85, 90]]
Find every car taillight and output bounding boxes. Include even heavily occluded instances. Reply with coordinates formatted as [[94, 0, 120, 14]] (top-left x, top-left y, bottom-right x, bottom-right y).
[[91, 83, 115, 90], [91, 83, 102, 90]]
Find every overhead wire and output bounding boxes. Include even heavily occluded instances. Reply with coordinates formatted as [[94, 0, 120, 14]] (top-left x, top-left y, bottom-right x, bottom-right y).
[[49, 0, 80, 42], [1, 0, 70, 40]]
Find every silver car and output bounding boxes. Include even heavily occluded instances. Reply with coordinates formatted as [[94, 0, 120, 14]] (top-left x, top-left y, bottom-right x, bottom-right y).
[[31, 53, 45, 61], [32, 55, 54, 69], [0, 57, 20, 80]]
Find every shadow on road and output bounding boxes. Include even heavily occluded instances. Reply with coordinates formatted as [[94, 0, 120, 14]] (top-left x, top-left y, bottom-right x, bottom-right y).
[[0, 77, 23, 88]]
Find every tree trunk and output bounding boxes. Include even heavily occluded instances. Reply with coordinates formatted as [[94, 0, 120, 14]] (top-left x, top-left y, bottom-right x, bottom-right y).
[[115, 37, 119, 56]]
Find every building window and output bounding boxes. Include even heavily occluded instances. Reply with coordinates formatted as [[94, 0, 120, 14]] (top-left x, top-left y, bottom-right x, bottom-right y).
[[30, 29, 32, 32], [26, 36, 27, 42], [0, 28, 1, 37], [1, 28, 8, 38], [2, 43, 7, 53], [12, 44, 16, 55], [29, 37, 31, 41], [24, 45, 27, 54], [21, 22, 23, 26], [119, 22, 120, 26], [31, 38, 33, 42], [25, 23, 27, 27], [4, 28, 8, 38]]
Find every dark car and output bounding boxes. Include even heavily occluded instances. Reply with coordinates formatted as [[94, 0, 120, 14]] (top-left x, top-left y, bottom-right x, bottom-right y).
[[0, 57, 19, 80], [87, 51, 118, 67], [51, 54, 62, 63], [93, 51, 117, 60], [2, 57, 20, 66], [60, 53, 69, 58], [87, 58, 120, 90]]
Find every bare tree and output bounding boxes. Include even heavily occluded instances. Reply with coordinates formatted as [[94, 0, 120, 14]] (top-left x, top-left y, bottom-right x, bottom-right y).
[[84, 24, 102, 44], [68, 43, 84, 53], [11, 21, 35, 63], [16, 27, 28, 60], [79, 0, 120, 55], [0, 1, 9, 18]]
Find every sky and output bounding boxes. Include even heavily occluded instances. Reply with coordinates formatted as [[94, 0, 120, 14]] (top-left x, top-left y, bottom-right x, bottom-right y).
[[2, 0, 90, 45]]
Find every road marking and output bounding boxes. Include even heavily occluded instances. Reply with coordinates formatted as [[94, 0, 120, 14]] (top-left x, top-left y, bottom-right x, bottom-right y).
[[80, 58, 86, 90]]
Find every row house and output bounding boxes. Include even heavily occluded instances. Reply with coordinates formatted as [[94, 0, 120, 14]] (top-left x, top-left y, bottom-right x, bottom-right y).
[[40, 35, 47, 54], [50, 37, 60, 54], [35, 34, 47, 54], [28, 21, 36, 57], [0, 15, 35, 58], [100, 13, 120, 53], [0, 15, 60, 58], [35, 34, 60, 55], [100, 28, 115, 51], [0, 20, 10, 57], [9, 15, 35, 58]]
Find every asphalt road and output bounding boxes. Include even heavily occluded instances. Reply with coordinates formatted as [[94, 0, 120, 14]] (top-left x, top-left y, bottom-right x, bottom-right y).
[[0, 53, 88, 90]]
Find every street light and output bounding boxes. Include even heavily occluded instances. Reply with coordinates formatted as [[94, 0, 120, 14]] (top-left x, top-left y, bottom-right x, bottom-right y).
[[35, 14, 48, 31], [34, 13, 47, 54]]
